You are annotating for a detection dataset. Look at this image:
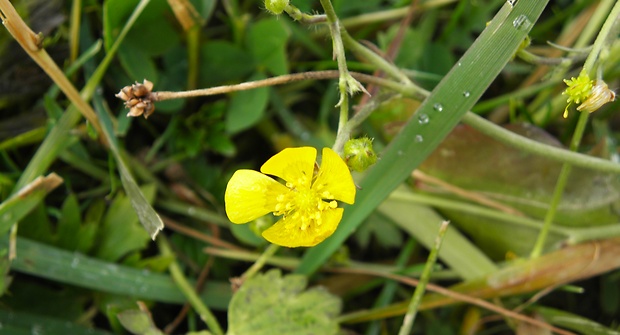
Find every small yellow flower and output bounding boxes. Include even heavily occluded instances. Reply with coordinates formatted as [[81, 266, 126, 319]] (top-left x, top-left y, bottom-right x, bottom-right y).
[[225, 147, 356, 247], [562, 71, 593, 118]]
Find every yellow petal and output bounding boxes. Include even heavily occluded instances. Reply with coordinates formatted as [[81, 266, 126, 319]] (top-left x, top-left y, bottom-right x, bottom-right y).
[[262, 208, 344, 247], [260, 147, 316, 189], [313, 148, 356, 204], [225, 169, 288, 224]]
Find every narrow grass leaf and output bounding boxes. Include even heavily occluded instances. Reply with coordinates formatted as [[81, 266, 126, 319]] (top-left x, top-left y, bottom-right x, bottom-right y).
[[92, 96, 164, 240], [3, 237, 231, 308]]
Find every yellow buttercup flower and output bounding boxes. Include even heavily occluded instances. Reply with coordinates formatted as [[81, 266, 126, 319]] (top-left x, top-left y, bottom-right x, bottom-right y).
[[225, 147, 356, 247]]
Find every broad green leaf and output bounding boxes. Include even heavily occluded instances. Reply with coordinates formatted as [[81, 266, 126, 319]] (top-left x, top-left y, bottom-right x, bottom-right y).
[[297, 0, 550, 275], [118, 43, 159, 84], [55, 194, 97, 253], [227, 269, 341, 335], [199, 41, 255, 87], [104, 0, 180, 56], [94, 184, 154, 262], [418, 124, 620, 257], [117, 309, 163, 335], [421, 124, 620, 226], [246, 18, 290, 76], [226, 72, 269, 133]]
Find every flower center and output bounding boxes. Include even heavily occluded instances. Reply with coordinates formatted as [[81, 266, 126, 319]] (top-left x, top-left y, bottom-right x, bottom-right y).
[[273, 182, 337, 231]]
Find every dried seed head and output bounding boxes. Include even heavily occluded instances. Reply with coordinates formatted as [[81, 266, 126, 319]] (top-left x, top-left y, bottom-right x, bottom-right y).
[[577, 80, 616, 113], [116, 79, 156, 119]]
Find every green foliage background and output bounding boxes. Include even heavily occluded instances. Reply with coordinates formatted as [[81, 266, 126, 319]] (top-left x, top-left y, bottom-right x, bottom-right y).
[[1, 0, 620, 334]]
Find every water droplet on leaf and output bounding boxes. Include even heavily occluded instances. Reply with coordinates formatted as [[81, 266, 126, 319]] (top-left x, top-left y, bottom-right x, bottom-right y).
[[433, 103, 443, 112], [418, 113, 429, 124], [463, 91, 470, 98], [415, 135, 424, 143], [513, 15, 531, 30]]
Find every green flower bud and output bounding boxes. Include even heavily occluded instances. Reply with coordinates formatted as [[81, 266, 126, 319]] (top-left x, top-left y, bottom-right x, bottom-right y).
[[344, 137, 377, 172], [264, 0, 289, 15]]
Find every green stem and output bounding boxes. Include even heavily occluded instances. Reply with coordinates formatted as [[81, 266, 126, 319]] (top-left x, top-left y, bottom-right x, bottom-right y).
[[319, 0, 354, 154], [397, 221, 449, 335], [340, 30, 413, 85], [158, 236, 224, 335], [461, 112, 620, 174], [68, 0, 81, 63], [582, 0, 620, 76], [186, 26, 200, 90], [283, 4, 326, 23], [240, 244, 280, 281], [530, 109, 589, 258]]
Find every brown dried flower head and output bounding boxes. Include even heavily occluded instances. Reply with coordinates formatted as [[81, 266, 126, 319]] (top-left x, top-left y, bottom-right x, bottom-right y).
[[116, 79, 155, 119], [577, 80, 616, 114]]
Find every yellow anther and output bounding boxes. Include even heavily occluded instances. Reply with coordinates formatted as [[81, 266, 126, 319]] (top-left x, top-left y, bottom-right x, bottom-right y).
[[321, 191, 333, 199]]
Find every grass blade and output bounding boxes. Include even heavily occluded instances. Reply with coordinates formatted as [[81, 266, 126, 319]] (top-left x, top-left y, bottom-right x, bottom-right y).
[[4, 237, 231, 309]]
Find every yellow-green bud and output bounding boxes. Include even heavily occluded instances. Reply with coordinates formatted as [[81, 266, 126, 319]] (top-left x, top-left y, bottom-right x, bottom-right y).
[[344, 137, 377, 172], [265, 0, 289, 15]]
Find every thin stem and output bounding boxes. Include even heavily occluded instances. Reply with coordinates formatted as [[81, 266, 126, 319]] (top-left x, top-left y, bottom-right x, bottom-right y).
[[158, 236, 224, 335], [461, 112, 620, 174], [318, 0, 360, 154], [240, 244, 281, 281], [398, 221, 449, 335], [516, 49, 587, 65], [283, 4, 326, 23], [530, 111, 589, 258], [341, 30, 413, 85], [153, 71, 390, 101]]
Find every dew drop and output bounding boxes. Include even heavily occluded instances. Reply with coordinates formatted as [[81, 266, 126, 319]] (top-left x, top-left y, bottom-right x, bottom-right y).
[[457, 62, 462, 67], [418, 113, 429, 124], [512, 15, 531, 30], [415, 135, 424, 143], [433, 103, 443, 112], [463, 91, 470, 98], [507, 0, 517, 7]]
